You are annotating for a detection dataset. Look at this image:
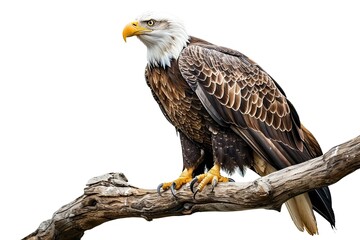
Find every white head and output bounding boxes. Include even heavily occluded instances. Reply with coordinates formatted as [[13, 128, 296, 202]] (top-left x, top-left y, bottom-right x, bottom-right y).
[[123, 12, 189, 68]]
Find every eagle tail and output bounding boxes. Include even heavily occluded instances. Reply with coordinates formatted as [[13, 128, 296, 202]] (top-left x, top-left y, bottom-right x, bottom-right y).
[[301, 125, 335, 227], [285, 194, 318, 235], [253, 153, 318, 234]]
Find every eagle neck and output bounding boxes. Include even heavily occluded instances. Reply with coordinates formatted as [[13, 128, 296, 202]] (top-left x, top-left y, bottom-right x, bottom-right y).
[[142, 31, 189, 69]]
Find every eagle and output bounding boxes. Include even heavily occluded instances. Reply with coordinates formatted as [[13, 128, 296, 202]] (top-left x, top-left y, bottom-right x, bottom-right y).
[[122, 12, 335, 234]]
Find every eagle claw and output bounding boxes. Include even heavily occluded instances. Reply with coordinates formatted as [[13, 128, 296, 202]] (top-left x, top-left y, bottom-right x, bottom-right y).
[[170, 182, 178, 198], [156, 182, 178, 198], [190, 177, 198, 193], [157, 168, 194, 197], [190, 164, 234, 198], [157, 183, 164, 196]]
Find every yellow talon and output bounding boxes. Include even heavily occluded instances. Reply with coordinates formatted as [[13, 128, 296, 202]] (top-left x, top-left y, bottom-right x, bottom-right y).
[[157, 167, 194, 195], [192, 164, 231, 193]]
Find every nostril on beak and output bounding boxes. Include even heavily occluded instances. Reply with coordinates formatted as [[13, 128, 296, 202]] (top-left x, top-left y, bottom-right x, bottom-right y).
[[132, 22, 137, 27]]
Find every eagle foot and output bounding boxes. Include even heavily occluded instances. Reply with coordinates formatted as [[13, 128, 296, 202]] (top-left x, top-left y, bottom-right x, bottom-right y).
[[190, 164, 234, 198], [157, 168, 194, 197]]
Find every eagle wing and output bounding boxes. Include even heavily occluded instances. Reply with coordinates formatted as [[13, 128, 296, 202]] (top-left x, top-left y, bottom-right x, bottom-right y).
[[178, 41, 335, 226], [178, 42, 310, 169]]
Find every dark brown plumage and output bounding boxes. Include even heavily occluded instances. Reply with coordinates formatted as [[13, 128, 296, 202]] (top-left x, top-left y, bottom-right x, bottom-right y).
[[123, 15, 335, 234]]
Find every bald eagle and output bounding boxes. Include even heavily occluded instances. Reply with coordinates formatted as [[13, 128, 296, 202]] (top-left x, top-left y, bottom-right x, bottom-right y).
[[122, 12, 335, 234]]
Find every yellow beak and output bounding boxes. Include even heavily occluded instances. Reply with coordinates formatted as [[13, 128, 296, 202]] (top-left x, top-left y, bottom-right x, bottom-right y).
[[122, 21, 151, 42]]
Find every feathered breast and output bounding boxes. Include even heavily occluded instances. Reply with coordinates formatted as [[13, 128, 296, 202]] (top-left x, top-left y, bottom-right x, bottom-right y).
[[145, 64, 213, 145]]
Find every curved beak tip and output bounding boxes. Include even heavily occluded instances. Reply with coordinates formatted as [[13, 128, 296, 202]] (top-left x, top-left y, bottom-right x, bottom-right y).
[[122, 22, 137, 43], [122, 21, 151, 43]]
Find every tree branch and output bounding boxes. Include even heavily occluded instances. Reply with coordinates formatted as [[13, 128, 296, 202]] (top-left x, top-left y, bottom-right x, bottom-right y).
[[23, 135, 360, 240]]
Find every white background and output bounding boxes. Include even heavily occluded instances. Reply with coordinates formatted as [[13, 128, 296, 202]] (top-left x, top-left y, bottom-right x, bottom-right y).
[[1, 1, 359, 239]]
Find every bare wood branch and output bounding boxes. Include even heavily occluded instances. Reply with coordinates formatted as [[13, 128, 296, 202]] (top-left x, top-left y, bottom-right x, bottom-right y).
[[23, 135, 360, 240]]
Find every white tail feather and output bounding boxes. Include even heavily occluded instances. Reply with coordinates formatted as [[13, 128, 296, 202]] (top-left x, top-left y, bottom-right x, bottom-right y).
[[253, 153, 318, 235], [285, 194, 318, 235]]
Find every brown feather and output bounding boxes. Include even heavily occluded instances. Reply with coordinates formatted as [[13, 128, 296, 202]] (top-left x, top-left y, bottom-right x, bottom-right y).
[[178, 44, 301, 151]]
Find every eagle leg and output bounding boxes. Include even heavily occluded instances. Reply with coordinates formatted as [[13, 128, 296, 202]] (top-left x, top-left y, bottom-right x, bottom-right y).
[[190, 163, 233, 198], [157, 167, 194, 196], [157, 132, 207, 196]]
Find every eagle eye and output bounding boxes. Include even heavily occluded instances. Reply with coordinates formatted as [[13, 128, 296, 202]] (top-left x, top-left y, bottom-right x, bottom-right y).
[[146, 19, 155, 26]]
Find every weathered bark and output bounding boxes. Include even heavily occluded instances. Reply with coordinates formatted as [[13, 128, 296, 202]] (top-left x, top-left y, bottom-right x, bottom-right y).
[[23, 135, 360, 240]]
